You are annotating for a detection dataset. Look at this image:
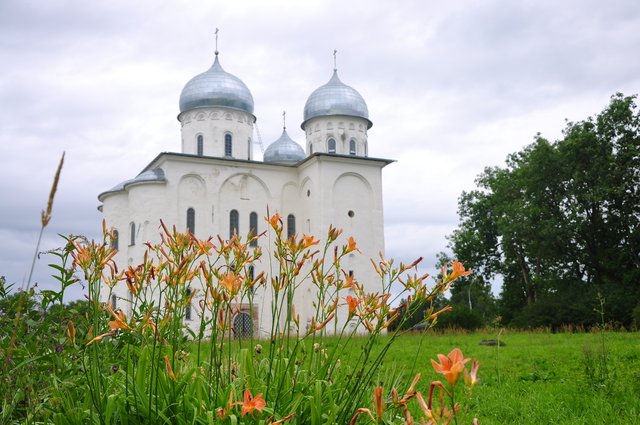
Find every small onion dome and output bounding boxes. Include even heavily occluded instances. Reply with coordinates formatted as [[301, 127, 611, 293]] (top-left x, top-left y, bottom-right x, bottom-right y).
[[179, 55, 254, 114], [263, 129, 305, 164], [302, 70, 371, 129]]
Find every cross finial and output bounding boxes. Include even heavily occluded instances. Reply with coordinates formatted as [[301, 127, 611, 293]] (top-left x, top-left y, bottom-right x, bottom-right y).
[[215, 28, 219, 56], [333, 49, 337, 71], [283, 110, 286, 130]]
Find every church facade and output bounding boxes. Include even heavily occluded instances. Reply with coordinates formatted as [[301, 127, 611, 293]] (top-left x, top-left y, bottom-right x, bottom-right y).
[[98, 49, 392, 337]]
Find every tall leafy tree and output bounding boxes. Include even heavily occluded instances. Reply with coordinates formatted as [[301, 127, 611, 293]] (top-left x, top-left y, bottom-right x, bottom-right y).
[[449, 93, 640, 327]]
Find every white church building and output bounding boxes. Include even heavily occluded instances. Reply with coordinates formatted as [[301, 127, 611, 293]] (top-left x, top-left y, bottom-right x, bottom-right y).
[[98, 48, 392, 337]]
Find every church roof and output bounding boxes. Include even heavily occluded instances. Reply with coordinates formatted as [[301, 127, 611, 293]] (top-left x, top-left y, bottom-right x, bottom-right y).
[[302, 70, 371, 129], [98, 168, 166, 201], [263, 128, 306, 164], [179, 55, 254, 115]]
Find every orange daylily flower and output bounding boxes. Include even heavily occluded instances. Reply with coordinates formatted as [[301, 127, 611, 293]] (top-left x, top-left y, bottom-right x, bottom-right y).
[[86, 330, 116, 346], [107, 306, 132, 331], [66, 320, 76, 345], [374, 386, 385, 419], [164, 355, 177, 381], [302, 234, 320, 248], [345, 295, 360, 317], [431, 348, 470, 386], [464, 359, 480, 387], [238, 389, 266, 416], [220, 271, 242, 295], [442, 260, 472, 284], [268, 213, 282, 231], [345, 236, 360, 253]]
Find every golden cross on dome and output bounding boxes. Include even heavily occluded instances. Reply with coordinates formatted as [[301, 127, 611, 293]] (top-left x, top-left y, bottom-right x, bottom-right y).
[[333, 49, 337, 71], [283, 110, 286, 129]]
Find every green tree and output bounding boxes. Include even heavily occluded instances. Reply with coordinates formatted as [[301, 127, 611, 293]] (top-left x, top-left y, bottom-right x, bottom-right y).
[[449, 93, 640, 327]]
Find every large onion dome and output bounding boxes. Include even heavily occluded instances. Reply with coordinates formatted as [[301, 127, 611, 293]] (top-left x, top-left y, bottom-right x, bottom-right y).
[[301, 70, 371, 129], [263, 128, 305, 164], [179, 55, 254, 114]]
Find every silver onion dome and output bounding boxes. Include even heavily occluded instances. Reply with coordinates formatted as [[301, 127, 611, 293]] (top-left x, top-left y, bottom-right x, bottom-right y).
[[301, 70, 371, 129], [179, 55, 254, 114], [263, 129, 305, 164]]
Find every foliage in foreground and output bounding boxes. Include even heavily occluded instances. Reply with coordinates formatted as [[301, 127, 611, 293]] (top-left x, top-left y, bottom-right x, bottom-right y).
[[1, 216, 478, 424]]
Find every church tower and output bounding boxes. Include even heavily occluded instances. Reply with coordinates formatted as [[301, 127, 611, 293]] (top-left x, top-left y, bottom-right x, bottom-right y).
[[178, 51, 255, 160], [301, 58, 371, 157]]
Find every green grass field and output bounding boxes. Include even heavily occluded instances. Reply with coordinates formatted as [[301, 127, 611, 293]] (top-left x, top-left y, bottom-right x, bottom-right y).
[[325, 330, 640, 424]]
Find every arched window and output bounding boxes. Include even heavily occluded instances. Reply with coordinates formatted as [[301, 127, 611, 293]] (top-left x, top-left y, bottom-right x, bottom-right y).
[[309, 144, 313, 154], [185, 288, 192, 320], [287, 214, 296, 239], [233, 312, 253, 338], [187, 208, 195, 234], [247, 138, 252, 160], [327, 138, 336, 154], [229, 209, 239, 238], [249, 212, 258, 247], [111, 294, 117, 310], [349, 139, 356, 155], [365, 142, 368, 157], [129, 222, 135, 246], [111, 230, 119, 251], [197, 134, 204, 156], [225, 133, 233, 157]]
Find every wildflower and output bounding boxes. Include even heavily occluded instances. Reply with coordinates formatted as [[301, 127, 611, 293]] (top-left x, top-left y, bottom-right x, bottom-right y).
[[107, 306, 132, 331], [442, 260, 471, 284], [426, 305, 453, 322], [66, 320, 76, 345], [373, 386, 385, 419], [164, 355, 177, 381], [302, 234, 319, 248], [345, 236, 360, 253], [272, 413, 296, 424], [220, 271, 242, 295], [431, 348, 470, 386], [464, 359, 480, 387], [86, 330, 116, 345], [268, 213, 282, 231], [349, 408, 375, 425], [345, 295, 360, 317], [238, 389, 266, 416]]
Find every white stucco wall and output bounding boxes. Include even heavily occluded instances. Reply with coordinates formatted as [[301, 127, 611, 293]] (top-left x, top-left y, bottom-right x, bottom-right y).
[[302, 115, 369, 157]]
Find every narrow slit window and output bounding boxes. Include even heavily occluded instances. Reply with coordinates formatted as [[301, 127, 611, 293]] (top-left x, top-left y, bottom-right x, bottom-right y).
[[187, 208, 195, 234], [129, 222, 135, 246], [287, 214, 296, 239], [197, 135, 204, 156], [349, 139, 356, 155], [111, 230, 119, 251], [249, 212, 258, 247], [225, 134, 233, 157], [229, 209, 239, 238]]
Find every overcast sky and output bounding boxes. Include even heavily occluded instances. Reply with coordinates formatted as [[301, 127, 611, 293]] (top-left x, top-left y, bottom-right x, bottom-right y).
[[1, 0, 639, 300]]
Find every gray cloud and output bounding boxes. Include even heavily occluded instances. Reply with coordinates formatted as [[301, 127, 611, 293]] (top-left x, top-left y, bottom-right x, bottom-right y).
[[1, 0, 638, 298]]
